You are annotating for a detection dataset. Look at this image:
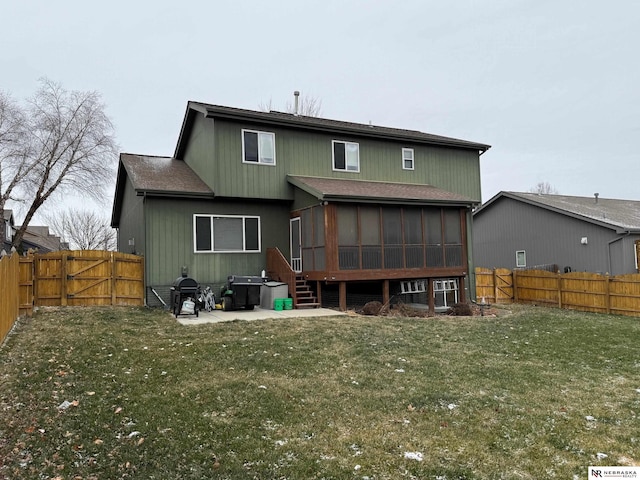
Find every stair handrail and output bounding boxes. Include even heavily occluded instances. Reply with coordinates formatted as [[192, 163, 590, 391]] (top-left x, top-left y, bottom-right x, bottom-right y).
[[266, 247, 297, 306]]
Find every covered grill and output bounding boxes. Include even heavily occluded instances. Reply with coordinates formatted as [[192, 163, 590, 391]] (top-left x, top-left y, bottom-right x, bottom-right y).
[[220, 275, 263, 311], [170, 275, 199, 317]]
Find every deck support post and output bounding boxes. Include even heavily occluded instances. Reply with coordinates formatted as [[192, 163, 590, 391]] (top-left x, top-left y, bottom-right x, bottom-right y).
[[427, 278, 435, 316], [382, 279, 390, 306], [339, 281, 347, 311]]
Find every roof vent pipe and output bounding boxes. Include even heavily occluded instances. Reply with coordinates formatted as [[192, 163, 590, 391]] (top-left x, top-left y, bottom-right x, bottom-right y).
[[293, 90, 300, 116], [594, 193, 599, 204]]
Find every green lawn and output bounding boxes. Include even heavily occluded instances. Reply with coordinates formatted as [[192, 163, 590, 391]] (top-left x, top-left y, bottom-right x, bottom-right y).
[[1, 305, 639, 479]]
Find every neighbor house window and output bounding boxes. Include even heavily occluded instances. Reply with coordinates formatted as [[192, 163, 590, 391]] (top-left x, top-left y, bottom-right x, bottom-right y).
[[516, 250, 526, 268], [332, 140, 359, 172], [242, 129, 275, 165], [402, 148, 414, 170], [194, 214, 261, 252]]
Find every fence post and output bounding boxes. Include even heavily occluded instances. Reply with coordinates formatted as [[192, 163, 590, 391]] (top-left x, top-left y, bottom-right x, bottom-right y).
[[111, 252, 117, 306], [512, 269, 518, 303], [557, 272, 562, 309], [493, 268, 498, 304], [605, 274, 611, 314], [61, 253, 68, 306]]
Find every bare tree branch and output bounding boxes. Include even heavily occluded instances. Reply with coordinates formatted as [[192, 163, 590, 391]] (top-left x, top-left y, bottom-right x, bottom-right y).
[[285, 93, 322, 117], [259, 92, 323, 117], [44, 208, 116, 250], [7, 79, 118, 249], [529, 181, 559, 195], [0, 92, 32, 243]]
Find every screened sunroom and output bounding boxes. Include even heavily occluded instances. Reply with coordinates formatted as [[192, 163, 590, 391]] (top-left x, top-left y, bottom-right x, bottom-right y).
[[285, 176, 476, 312]]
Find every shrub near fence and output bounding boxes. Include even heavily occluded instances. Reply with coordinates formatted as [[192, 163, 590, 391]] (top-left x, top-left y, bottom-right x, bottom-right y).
[[0, 252, 19, 343], [475, 267, 640, 317]]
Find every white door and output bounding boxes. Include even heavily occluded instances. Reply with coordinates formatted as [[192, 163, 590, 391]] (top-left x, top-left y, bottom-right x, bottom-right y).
[[290, 217, 302, 273]]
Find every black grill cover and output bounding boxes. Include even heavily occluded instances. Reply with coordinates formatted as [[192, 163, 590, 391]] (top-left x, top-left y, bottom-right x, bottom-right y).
[[173, 276, 198, 291]]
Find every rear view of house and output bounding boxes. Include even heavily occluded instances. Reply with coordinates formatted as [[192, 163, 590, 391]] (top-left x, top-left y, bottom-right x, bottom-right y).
[[111, 102, 490, 312]]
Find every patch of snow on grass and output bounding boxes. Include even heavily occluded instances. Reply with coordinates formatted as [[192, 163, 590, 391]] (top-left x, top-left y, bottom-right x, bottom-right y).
[[404, 451, 423, 461]]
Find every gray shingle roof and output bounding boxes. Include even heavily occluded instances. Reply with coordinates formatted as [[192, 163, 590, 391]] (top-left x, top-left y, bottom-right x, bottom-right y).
[[119, 153, 213, 196], [288, 175, 476, 205], [477, 191, 640, 232], [184, 102, 491, 152]]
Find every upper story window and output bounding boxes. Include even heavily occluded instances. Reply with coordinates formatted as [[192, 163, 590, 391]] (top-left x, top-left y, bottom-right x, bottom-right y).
[[332, 140, 359, 172], [402, 148, 414, 170], [194, 214, 261, 253], [242, 129, 275, 165], [4, 220, 11, 241]]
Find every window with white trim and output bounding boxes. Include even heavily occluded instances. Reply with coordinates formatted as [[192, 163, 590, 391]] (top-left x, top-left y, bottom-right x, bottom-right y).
[[194, 215, 261, 253], [434, 279, 459, 308], [402, 148, 414, 170], [242, 129, 275, 165], [516, 250, 526, 268], [332, 140, 359, 172]]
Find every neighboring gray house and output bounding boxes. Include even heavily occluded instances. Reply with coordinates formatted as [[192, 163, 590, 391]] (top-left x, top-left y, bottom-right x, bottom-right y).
[[473, 191, 640, 275]]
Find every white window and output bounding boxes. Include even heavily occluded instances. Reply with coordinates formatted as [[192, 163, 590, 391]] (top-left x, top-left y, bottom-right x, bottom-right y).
[[516, 250, 526, 268], [332, 140, 359, 172], [4, 220, 11, 241], [242, 129, 275, 165], [194, 215, 261, 253], [434, 279, 459, 308], [402, 148, 414, 170]]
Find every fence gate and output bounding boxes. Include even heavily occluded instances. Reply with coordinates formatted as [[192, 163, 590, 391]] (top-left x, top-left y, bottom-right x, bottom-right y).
[[34, 251, 143, 307], [475, 267, 513, 304], [495, 268, 514, 302]]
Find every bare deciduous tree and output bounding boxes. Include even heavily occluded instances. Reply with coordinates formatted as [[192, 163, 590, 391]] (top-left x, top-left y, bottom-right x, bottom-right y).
[[1, 79, 118, 249], [285, 92, 322, 117], [0, 92, 30, 244], [529, 181, 558, 194], [259, 92, 323, 117], [44, 208, 116, 250]]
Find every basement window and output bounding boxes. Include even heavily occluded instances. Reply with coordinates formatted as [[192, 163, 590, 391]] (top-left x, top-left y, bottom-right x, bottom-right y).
[[516, 250, 526, 268], [434, 279, 459, 309]]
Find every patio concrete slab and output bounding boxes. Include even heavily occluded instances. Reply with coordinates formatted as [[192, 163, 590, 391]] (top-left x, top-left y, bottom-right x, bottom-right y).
[[176, 306, 345, 325]]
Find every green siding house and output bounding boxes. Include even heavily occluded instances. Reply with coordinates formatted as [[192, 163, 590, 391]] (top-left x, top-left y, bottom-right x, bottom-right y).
[[111, 102, 490, 311]]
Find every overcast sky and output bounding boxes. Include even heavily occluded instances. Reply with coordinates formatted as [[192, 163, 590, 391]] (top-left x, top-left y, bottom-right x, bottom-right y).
[[3, 1, 639, 222]]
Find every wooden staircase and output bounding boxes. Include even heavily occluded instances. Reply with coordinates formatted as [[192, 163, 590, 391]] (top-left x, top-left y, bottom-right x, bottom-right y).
[[294, 275, 319, 309], [267, 248, 319, 309]]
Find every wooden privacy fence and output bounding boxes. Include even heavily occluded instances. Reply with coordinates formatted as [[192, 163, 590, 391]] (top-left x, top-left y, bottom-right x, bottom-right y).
[[0, 252, 19, 344], [0, 250, 144, 344], [33, 250, 144, 307], [476, 267, 640, 317]]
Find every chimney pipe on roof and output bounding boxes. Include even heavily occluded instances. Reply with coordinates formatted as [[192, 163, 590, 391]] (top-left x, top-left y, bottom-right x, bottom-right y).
[[293, 90, 300, 116], [594, 193, 599, 204]]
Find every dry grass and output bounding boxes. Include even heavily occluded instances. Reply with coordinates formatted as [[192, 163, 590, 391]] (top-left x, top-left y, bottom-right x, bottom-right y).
[[1, 304, 639, 479]]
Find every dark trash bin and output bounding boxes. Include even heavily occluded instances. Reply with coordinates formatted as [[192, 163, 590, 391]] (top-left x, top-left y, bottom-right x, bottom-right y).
[[220, 275, 263, 311], [170, 275, 199, 317]]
